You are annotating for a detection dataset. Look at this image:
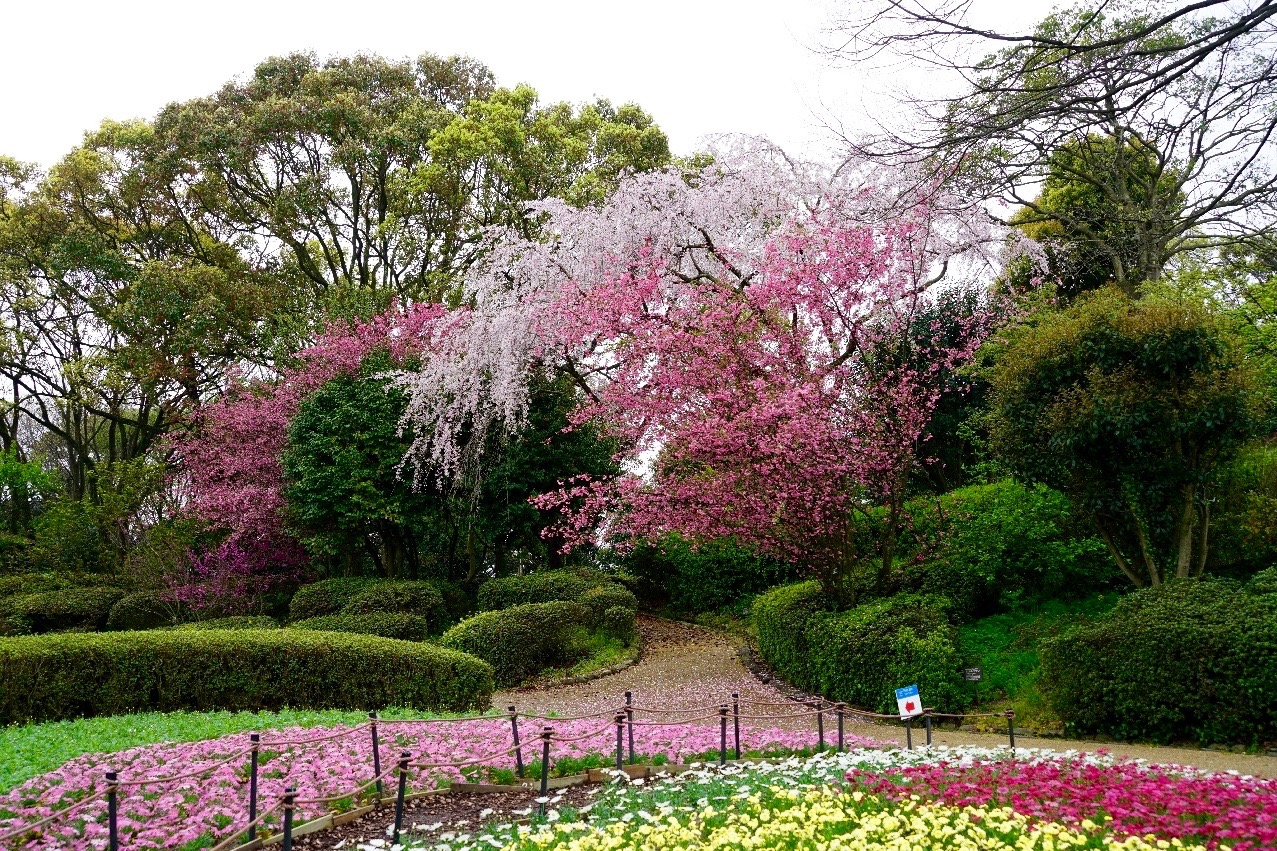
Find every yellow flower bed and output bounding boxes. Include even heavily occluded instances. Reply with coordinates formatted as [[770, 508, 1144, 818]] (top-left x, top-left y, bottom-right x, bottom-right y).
[[506, 787, 1207, 851]]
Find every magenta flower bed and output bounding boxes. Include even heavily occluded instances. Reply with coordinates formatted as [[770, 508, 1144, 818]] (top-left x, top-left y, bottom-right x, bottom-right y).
[[847, 756, 1277, 851], [1, 717, 873, 850]]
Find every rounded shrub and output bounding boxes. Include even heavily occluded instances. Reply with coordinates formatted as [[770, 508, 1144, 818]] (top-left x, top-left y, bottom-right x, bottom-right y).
[[1, 587, 124, 633], [752, 581, 826, 692], [626, 536, 797, 613], [804, 595, 964, 714], [1040, 579, 1277, 744], [0, 574, 63, 599], [169, 616, 280, 631], [288, 577, 383, 621], [476, 571, 603, 612], [440, 601, 589, 686], [601, 605, 637, 646], [292, 612, 430, 641], [578, 584, 639, 626], [107, 591, 188, 631], [342, 581, 447, 625], [0, 629, 494, 724]]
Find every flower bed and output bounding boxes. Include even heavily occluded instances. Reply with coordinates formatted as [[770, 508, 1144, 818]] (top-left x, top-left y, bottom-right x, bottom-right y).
[[412, 748, 1277, 851], [0, 717, 874, 850]]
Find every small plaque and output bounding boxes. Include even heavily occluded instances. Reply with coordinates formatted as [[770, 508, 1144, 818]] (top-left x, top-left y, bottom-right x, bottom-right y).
[[963, 667, 983, 682]]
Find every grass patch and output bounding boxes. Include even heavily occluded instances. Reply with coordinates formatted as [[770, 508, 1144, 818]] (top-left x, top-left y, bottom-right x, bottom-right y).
[[957, 594, 1120, 731], [520, 632, 637, 686], [0, 706, 488, 793]]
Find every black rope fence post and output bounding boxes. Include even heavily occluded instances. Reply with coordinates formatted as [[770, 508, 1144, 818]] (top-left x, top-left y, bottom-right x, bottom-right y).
[[731, 692, 741, 759], [281, 786, 296, 851], [393, 751, 410, 844], [614, 712, 625, 773], [509, 706, 524, 778], [539, 727, 552, 816], [836, 703, 846, 752], [719, 704, 728, 766], [247, 733, 260, 841], [106, 770, 119, 851], [905, 716, 914, 751], [924, 708, 933, 747], [1006, 709, 1016, 752], [369, 711, 384, 798], [815, 700, 825, 751], [625, 691, 635, 764]]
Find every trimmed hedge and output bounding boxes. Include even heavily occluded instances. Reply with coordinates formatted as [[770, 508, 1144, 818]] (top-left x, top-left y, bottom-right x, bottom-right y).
[[107, 591, 188, 631], [476, 571, 605, 612], [805, 596, 964, 714], [0, 572, 115, 600], [169, 616, 280, 631], [626, 535, 797, 613], [342, 581, 446, 625], [601, 605, 637, 645], [1, 587, 124, 633], [752, 581, 827, 690], [754, 582, 963, 713], [292, 612, 430, 641], [440, 601, 589, 686], [1041, 578, 1277, 745], [288, 577, 383, 621], [578, 585, 639, 627], [0, 629, 494, 723]]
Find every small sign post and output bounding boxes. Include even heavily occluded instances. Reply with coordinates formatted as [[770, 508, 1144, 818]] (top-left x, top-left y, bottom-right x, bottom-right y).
[[964, 666, 983, 707], [895, 684, 923, 719]]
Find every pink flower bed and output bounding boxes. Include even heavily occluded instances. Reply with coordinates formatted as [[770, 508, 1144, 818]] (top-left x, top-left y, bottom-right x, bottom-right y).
[[1, 718, 872, 850], [847, 756, 1277, 851]]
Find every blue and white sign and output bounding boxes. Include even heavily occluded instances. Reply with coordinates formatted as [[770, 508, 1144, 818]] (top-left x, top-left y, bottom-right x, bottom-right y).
[[895, 684, 923, 719]]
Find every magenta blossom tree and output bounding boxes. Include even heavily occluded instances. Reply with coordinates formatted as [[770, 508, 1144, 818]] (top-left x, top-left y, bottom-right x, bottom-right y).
[[397, 142, 1005, 597], [171, 304, 443, 602]]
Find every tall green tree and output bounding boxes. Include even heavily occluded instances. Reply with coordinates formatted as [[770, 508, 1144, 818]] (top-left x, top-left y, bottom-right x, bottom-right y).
[[986, 287, 1266, 587]]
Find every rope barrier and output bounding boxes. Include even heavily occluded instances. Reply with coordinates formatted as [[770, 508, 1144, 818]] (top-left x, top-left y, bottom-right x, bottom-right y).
[[514, 708, 620, 722], [625, 712, 724, 727], [293, 764, 401, 805], [0, 787, 110, 843], [263, 721, 373, 747], [114, 748, 254, 787], [206, 801, 283, 851], [734, 707, 832, 721], [628, 702, 729, 715]]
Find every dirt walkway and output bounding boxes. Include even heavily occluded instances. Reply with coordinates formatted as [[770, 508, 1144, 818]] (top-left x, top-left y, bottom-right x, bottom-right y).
[[494, 616, 1277, 778]]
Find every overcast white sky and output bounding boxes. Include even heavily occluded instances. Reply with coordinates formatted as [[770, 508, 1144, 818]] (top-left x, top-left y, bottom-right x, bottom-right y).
[[2, 0, 1058, 168]]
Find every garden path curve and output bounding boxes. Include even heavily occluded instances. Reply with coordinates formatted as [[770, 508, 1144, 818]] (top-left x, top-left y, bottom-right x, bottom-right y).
[[494, 615, 1277, 778]]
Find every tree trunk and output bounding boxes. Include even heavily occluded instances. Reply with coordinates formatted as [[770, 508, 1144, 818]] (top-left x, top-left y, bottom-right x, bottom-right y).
[[1173, 484, 1196, 579]]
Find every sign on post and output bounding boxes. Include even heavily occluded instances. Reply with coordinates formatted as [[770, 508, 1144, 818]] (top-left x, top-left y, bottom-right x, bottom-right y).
[[963, 667, 983, 682], [895, 684, 923, 719]]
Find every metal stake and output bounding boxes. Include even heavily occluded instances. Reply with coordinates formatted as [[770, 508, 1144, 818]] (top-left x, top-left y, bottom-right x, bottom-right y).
[[509, 706, 524, 778], [106, 771, 119, 851], [614, 712, 625, 773], [732, 692, 741, 759], [370, 711, 383, 797], [248, 733, 260, 841], [1006, 709, 1016, 751], [905, 716, 913, 751], [718, 704, 728, 766], [539, 727, 552, 816], [836, 703, 846, 752], [924, 709, 933, 747], [816, 700, 825, 751], [393, 752, 410, 844], [281, 786, 296, 851]]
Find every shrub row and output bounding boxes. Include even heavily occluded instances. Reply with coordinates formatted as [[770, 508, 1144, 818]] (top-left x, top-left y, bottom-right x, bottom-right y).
[[753, 582, 964, 714], [1041, 575, 1277, 745], [477, 571, 637, 625], [169, 616, 280, 631], [107, 591, 189, 631], [0, 628, 494, 724], [440, 601, 590, 686], [0, 587, 124, 633], [287, 577, 456, 634], [625, 535, 797, 613], [291, 612, 430, 641]]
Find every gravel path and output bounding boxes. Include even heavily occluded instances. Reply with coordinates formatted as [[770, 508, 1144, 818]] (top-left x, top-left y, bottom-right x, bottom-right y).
[[494, 615, 1277, 778]]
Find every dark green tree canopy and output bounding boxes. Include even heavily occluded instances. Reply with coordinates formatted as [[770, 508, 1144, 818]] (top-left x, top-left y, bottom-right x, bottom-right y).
[[987, 287, 1266, 587]]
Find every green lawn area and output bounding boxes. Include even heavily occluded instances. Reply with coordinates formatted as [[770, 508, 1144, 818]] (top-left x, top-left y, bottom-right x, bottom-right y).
[[957, 593, 1119, 731]]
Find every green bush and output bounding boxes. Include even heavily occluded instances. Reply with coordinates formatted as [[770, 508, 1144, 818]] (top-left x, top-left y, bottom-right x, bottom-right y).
[[895, 480, 1112, 620], [288, 577, 383, 621], [0, 572, 113, 600], [292, 612, 430, 641], [342, 581, 447, 626], [578, 585, 639, 626], [625, 535, 797, 613], [1040, 579, 1277, 744], [600, 605, 637, 646], [0, 629, 494, 724], [752, 581, 827, 691], [169, 616, 280, 631], [440, 601, 589, 686], [805, 595, 964, 714], [107, 591, 188, 631], [476, 571, 603, 612], [1245, 566, 1277, 596], [1, 587, 124, 633]]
